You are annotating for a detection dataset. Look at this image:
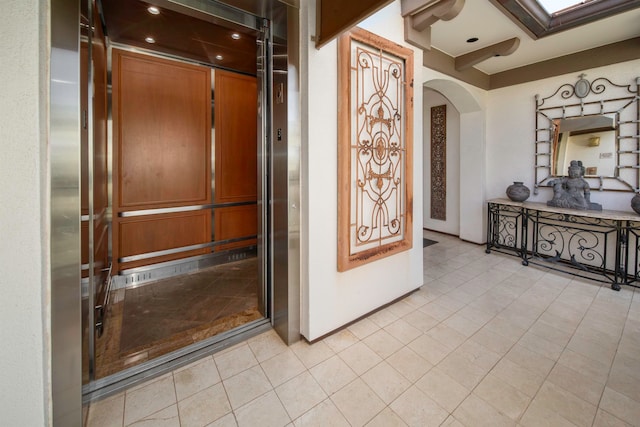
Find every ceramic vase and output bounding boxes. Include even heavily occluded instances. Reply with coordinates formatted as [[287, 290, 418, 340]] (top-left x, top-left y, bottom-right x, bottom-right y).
[[631, 193, 640, 215], [506, 181, 530, 202]]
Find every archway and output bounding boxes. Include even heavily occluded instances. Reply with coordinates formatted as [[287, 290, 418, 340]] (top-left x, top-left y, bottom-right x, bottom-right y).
[[423, 79, 486, 243]]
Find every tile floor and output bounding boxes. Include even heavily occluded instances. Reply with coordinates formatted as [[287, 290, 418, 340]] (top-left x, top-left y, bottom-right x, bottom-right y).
[[86, 231, 640, 427]]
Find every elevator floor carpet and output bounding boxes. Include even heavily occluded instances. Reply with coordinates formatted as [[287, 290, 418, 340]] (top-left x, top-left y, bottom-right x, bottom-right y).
[[95, 257, 262, 379]]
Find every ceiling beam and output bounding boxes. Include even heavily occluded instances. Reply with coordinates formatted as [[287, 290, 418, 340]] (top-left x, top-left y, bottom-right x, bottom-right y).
[[402, 0, 464, 50], [315, 0, 394, 48], [454, 37, 520, 71]]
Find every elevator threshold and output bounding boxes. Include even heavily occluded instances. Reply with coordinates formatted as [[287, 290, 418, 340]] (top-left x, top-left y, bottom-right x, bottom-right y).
[[112, 246, 257, 290]]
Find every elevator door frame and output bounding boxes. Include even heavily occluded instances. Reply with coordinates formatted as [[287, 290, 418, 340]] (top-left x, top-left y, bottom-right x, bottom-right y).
[[76, 0, 298, 404]]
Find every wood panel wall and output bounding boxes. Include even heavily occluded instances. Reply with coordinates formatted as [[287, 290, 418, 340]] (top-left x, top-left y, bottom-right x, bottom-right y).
[[214, 70, 258, 251], [112, 49, 212, 273]]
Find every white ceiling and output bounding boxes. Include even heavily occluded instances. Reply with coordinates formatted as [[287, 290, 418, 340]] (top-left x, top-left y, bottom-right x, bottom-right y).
[[428, 2, 640, 74]]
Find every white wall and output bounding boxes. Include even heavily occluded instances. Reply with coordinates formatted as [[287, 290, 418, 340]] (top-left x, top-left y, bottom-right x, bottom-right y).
[[423, 89, 460, 235], [300, 0, 424, 340], [486, 60, 640, 212], [0, 0, 50, 425]]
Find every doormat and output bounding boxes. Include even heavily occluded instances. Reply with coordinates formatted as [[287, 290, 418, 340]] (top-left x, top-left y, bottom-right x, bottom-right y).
[[423, 238, 438, 248]]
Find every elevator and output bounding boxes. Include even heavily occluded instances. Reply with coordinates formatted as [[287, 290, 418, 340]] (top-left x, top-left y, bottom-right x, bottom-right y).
[[49, 0, 300, 417]]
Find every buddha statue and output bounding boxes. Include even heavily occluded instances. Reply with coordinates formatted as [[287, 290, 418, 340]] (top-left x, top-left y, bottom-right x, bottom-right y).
[[547, 160, 602, 211]]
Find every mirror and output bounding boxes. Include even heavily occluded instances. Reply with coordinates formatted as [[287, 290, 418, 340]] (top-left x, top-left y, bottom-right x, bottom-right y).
[[552, 114, 616, 177], [534, 75, 639, 193]]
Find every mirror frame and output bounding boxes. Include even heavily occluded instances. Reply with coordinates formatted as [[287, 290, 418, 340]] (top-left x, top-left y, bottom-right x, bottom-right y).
[[534, 74, 639, 193]]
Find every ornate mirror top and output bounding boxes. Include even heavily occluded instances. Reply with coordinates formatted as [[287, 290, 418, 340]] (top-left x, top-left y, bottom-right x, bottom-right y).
[[534, 74, 639, 193]]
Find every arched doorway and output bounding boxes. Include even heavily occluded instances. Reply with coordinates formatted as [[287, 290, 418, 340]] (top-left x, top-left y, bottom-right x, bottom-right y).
[[423, 79, 486, 243]]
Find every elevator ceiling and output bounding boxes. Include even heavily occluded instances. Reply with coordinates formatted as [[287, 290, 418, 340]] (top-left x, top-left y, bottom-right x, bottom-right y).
[[99, 0, 260, 74]]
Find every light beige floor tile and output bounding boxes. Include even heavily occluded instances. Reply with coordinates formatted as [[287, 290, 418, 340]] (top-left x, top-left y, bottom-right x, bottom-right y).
[[496, 305, 540, 331], [592, 409, 633, 427], [574, 318, 623, 345], [347, 318, 380, 340], [608, 356, 640, 402], [330, 378, 386, 427], [177, 384, 231, 427], [361, 361, 411, 404], [386, 346, 432, 382], [174, 356, 220, 401], [567, 334, 617, 366], [470, 327, 517, 355], [403, 292, 431, 309], [290, 340, 334, 369], [292, 399, 349, 427], [517, 330, 565, 361], [339, 342, 382, 376], [557, 348, 611, 384], [124, 374, 176, 426], [387, 300, 417, 317], [128, 404, 180, 427], [519, 397, 576, 427], [365, 407, 408, 427], [419, 301, 455, 321], [363, 329, 404, 359], [415, 366, 469, 413], [483, 316, 527, 342], [275, 372, 327, 420], [368, 307, 400, 328], [454, 339, 501, 370], [260, 349, 306, 387], [537, 312, 579, 334], [446, 288, 479, 305], [433, 294, 468, 312], [425, 323, 467, 350], [248, 330, 289, 363], [457, 305, 496, 325], [504, 344, 555, 377], [490, 358, 545, 397], [383, 318, 422, 344], [222, 365, 272, 409], [390, 386, 449, 427], [309, 355, 357, 395], [407, 334, 452, 365], [443, 313, 483, 337], [599, 386, 640, 427], [527, 319, 574, 347], [205, 413, 238, 427], [87, 393, 125, 427], [323, 329, 360, 353], [453, 394, 516, 427], [214, 344, 259, 380], [437, 352, 488, 390], [533, 382, 597, 427], [440, 415, 465, 427], [401, 310, 439, 333], [234, 390, 290, 427], [547, 363, 605, 405], [473, 374, 531, 420]]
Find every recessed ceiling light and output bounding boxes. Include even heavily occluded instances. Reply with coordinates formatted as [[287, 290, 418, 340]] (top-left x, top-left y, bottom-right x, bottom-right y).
[[145, 36, 156, 43], [466, 37, 479, 43], [147, 6, 160, 15], [231, 33, 241, 40], [215, 54, 223, 60]]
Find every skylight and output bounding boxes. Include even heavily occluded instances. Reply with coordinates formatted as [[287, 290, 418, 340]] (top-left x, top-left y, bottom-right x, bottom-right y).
[[537, 0, 595, 14], [493, 0, 640, 39]]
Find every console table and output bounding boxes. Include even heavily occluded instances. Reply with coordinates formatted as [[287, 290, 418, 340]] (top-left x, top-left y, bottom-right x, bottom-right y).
[[486, 198, 640, 290]]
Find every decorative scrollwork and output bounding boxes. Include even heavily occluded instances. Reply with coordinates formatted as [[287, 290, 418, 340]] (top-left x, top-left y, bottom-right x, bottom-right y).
[[534, 73, 639, 193], [337, 28, 413, 271]]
